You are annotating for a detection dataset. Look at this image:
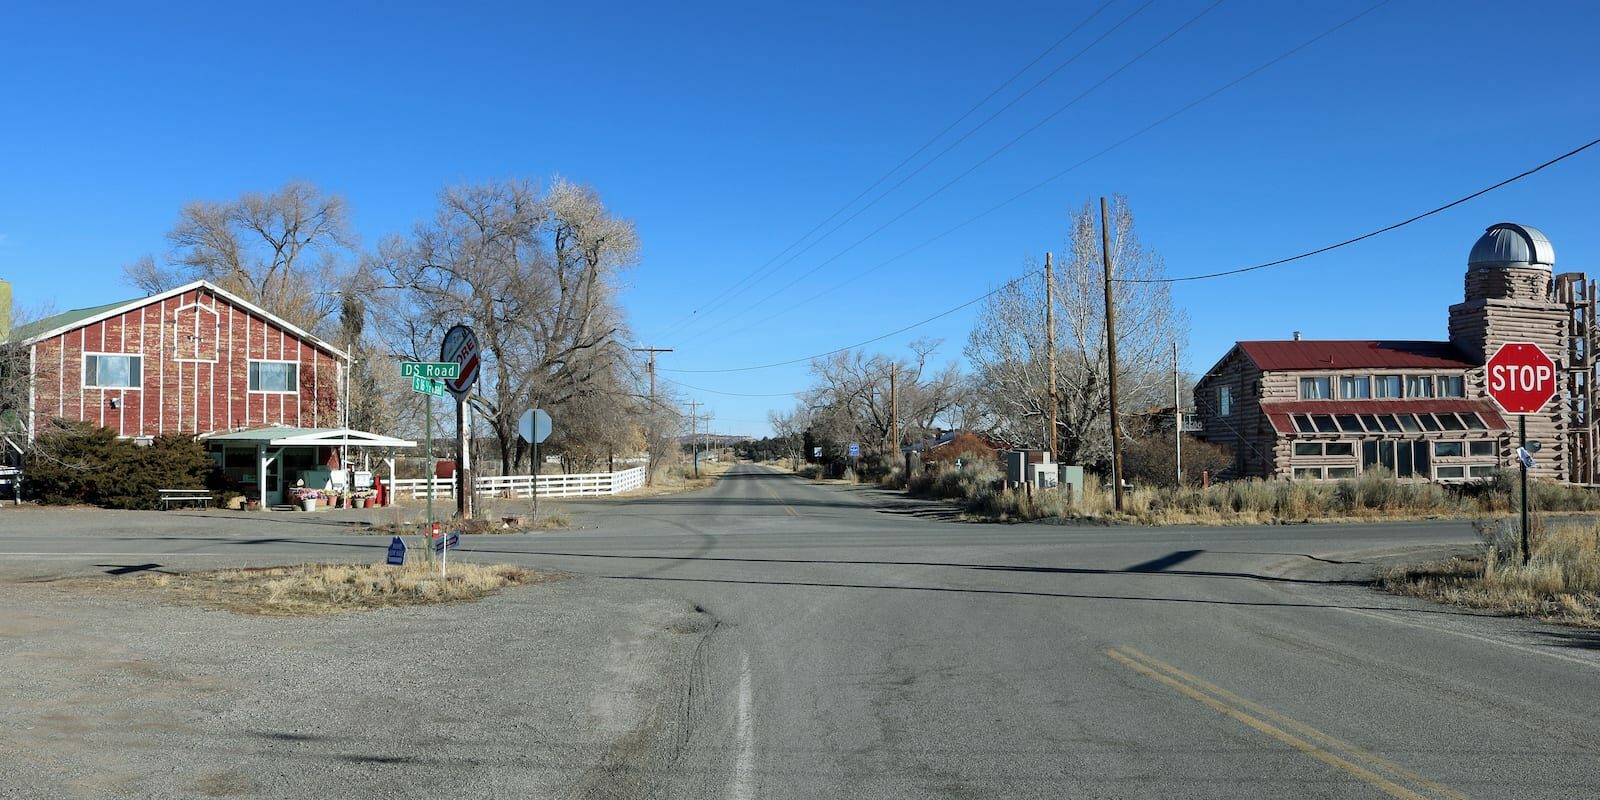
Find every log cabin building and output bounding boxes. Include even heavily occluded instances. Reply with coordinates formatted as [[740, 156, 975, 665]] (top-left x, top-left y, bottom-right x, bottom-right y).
[[1195, 223, 1596, 483]]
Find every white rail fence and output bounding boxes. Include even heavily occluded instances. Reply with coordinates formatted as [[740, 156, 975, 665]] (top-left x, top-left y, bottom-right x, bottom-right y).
[[390, 466, 646, 500]]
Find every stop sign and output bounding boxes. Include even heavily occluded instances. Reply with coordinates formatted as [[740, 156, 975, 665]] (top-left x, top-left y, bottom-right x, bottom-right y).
[[1485, 342, 1558, 415]]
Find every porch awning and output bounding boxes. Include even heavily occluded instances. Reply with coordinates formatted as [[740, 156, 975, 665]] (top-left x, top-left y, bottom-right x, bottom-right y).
[[201, 426, 417, 449]]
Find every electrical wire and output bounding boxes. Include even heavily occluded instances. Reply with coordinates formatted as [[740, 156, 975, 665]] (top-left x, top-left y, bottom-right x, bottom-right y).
[[1119, 135, 1600, 283], [670, 0, 1220, 350], [661, 270, 1040, 374], [742, 0, 1393, 312], [650, 0, 1124, 344]]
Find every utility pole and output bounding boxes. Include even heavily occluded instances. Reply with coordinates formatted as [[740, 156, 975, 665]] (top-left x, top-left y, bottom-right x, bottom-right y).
[[1046, 252, 1058, 462], [1174, 340, 1182, 488], [1101, 197, 1124, 512], [687, 399, 700, 479], [631, 347, 672, 408], [633, 347, 672, 481], [889, 364, 898, 459]]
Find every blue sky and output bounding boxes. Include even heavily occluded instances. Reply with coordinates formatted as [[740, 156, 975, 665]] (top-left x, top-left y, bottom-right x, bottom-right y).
[[3, 1, 1597, 437]]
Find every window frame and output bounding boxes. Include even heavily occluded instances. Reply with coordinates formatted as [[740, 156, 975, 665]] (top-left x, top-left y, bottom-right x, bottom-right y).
[[1468, 441, 1495, 457], [1218, 385, 1232, 417], [1340, 375, 1371, 400], [1375, 375, 1403, 399], [1438, 375, 1466, 398], [1300, 376, 1331, 400], [82, 352, 144, 390], [248, 359, 300, 394], [1433, 441, 1464, 458]]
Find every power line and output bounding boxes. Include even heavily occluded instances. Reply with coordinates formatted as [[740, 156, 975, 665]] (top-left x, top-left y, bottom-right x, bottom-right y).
[[661, 270, 1039, 374], [650, 0, 1124, 344], [671, 1, 1219, 350], [741, 0, 1392, 313], [1119, 135, 1600, 284]]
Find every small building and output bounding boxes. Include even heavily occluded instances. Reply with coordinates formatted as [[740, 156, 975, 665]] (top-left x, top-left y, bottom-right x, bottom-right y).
[[1195, 223, 1592, 482], [5, 279, 347, 440]]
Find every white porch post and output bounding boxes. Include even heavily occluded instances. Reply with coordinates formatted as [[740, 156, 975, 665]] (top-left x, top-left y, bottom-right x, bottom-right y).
[[384, 456, 397, 507]]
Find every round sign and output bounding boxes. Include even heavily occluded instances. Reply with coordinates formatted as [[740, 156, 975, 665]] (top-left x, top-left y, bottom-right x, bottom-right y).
[[439, 324, 481, 398], [1485, 341, 1557, 415]]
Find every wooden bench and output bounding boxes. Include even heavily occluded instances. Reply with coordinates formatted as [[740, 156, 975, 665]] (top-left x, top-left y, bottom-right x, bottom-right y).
[[159, 489, 212, 510]]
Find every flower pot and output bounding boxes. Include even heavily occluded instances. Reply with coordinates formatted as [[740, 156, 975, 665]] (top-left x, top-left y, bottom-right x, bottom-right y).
[[302, 498, 318, 512], [364, 497, 376, 509]]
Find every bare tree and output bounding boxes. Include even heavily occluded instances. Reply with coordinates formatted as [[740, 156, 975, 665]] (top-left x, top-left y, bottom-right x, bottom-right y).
[[125, 181, 356, 332], [965, 195, 1187, 469], [368, 177, 639, 475], [798, 339, 968, 462]]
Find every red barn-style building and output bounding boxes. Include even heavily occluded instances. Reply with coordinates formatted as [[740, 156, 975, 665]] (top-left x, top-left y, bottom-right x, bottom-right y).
[[8, 280, 347, 440]]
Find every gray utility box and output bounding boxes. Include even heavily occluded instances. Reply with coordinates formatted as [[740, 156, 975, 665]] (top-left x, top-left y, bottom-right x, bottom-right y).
[[1005, 449, 1057, 487], [1057, 465, 1085, 497]]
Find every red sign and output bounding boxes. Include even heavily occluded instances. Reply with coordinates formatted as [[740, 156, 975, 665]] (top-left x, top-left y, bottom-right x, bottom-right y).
[[439, 324, 481, 398], [1485, 342, 1557, 415]]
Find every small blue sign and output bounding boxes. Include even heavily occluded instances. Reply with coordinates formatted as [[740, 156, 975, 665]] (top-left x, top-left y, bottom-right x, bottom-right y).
[[1517, 447, 1536, 470], [848, 442, 860, 457], [433, 531, 461, 553], [385, 536, 407, 566]]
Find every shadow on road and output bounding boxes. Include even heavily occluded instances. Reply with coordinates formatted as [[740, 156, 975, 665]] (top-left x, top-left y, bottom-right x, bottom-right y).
[[598, 573, 1485, 617]]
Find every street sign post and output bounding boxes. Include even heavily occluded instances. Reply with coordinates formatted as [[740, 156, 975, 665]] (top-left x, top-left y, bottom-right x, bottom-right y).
[[518, 409, 554, 520], [400, 361, 461, 380], [441, 325, 481, 521], [1485, 341, 1559, 565]]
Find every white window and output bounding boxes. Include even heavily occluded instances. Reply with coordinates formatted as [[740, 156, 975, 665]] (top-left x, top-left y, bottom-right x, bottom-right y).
[[1300, 377, 1330, 399], [1219, 386, 1232, 417], [1340, 375, 1370, 399], [1375, 375, 1403, 398], [84, 354, 142, 389], [249, 360, 299, 393], [1438, 375, 1465, 397], [1406, 375, 1434, 398]]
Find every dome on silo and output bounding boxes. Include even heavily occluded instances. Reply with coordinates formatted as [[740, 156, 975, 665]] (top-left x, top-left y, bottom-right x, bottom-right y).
[[1468, 222, 1555, 271]]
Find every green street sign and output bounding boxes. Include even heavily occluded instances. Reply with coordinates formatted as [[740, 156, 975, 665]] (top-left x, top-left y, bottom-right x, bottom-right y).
[[411, 375, 447, 397], [400, 361, 462, 380]]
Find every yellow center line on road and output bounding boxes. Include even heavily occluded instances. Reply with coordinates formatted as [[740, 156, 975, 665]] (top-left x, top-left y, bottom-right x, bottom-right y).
[[1106, 647, 1463, 800], [1117, 646, 1470, 800], [759, 480, 799, 516]]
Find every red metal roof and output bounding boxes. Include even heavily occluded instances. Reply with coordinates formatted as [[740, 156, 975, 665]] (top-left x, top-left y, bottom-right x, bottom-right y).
[[1237, 340, 1476, 371], [1261, 399, 1508, 435]]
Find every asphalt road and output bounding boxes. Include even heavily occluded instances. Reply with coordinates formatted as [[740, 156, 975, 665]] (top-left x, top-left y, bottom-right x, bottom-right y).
[[4, 463, 1600, 799]]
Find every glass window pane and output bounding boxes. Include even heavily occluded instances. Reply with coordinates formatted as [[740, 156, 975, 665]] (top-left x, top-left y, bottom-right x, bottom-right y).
[[1406, 376, 1433, 398], [1438, 376, 1465, 397], [1294, 442, 1322, 456], [1461, 413, 1486, 430], [1379, 441, 1396, 470], [1361, 440, 1378, 467], [1293, 414, 1316, 433], [1469, 441, 1495, 457], [1414, 441, 1430, 475], [1337, 414, 1364, 432], [1326, 443, 1354, 457], [1375, 375, 1403, 398], [1436, 466, 1465, 478], [1418, 414, 1442, 432], [1360, 414, 1381, 431], [1438, 413, 1465, 431], [1301, 377, 1330, 400], [1469, 465, 1497, 478], [1328, 467, 1356, 478], [1434, 441, 1464, 457], [1341, 376, 1370, 399], [1378, 414, 1402, 432], [84, 356, 98, 386], [1219, 386, 1232, 416], [1397, 441, 1414, 477], [1398, 414, 1421, 432], [1293, 467, 1323, 480], [1314, 415, 1339, 433]]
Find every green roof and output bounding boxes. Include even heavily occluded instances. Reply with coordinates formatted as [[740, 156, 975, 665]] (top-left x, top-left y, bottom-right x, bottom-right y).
[[6, 298, 138, 344]]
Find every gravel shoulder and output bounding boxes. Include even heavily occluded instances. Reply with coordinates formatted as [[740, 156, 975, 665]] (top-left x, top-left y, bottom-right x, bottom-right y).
[[1, 566, 716, 800]]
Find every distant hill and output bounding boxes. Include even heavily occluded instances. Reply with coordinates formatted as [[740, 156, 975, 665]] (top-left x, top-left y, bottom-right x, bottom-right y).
[[676, 433, 750, 447]]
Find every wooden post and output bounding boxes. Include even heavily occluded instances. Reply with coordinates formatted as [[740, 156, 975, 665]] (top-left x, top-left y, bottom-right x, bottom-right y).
[[1101, 197, 1124, 512], [1046, 252, 1058, 463], [889, 364, 898, 460]]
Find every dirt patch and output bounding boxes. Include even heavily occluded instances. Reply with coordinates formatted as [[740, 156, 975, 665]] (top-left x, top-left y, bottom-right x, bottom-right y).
[[70, 561, 562, 616]]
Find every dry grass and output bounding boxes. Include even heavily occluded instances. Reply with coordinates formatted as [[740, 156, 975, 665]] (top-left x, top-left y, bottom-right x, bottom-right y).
[[106, 561, 551, 616], [905, 461, 1600, 525], [1381, 519, 1600, 627], [365, 504, 571, 535], [619, 460, 736, 497]]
